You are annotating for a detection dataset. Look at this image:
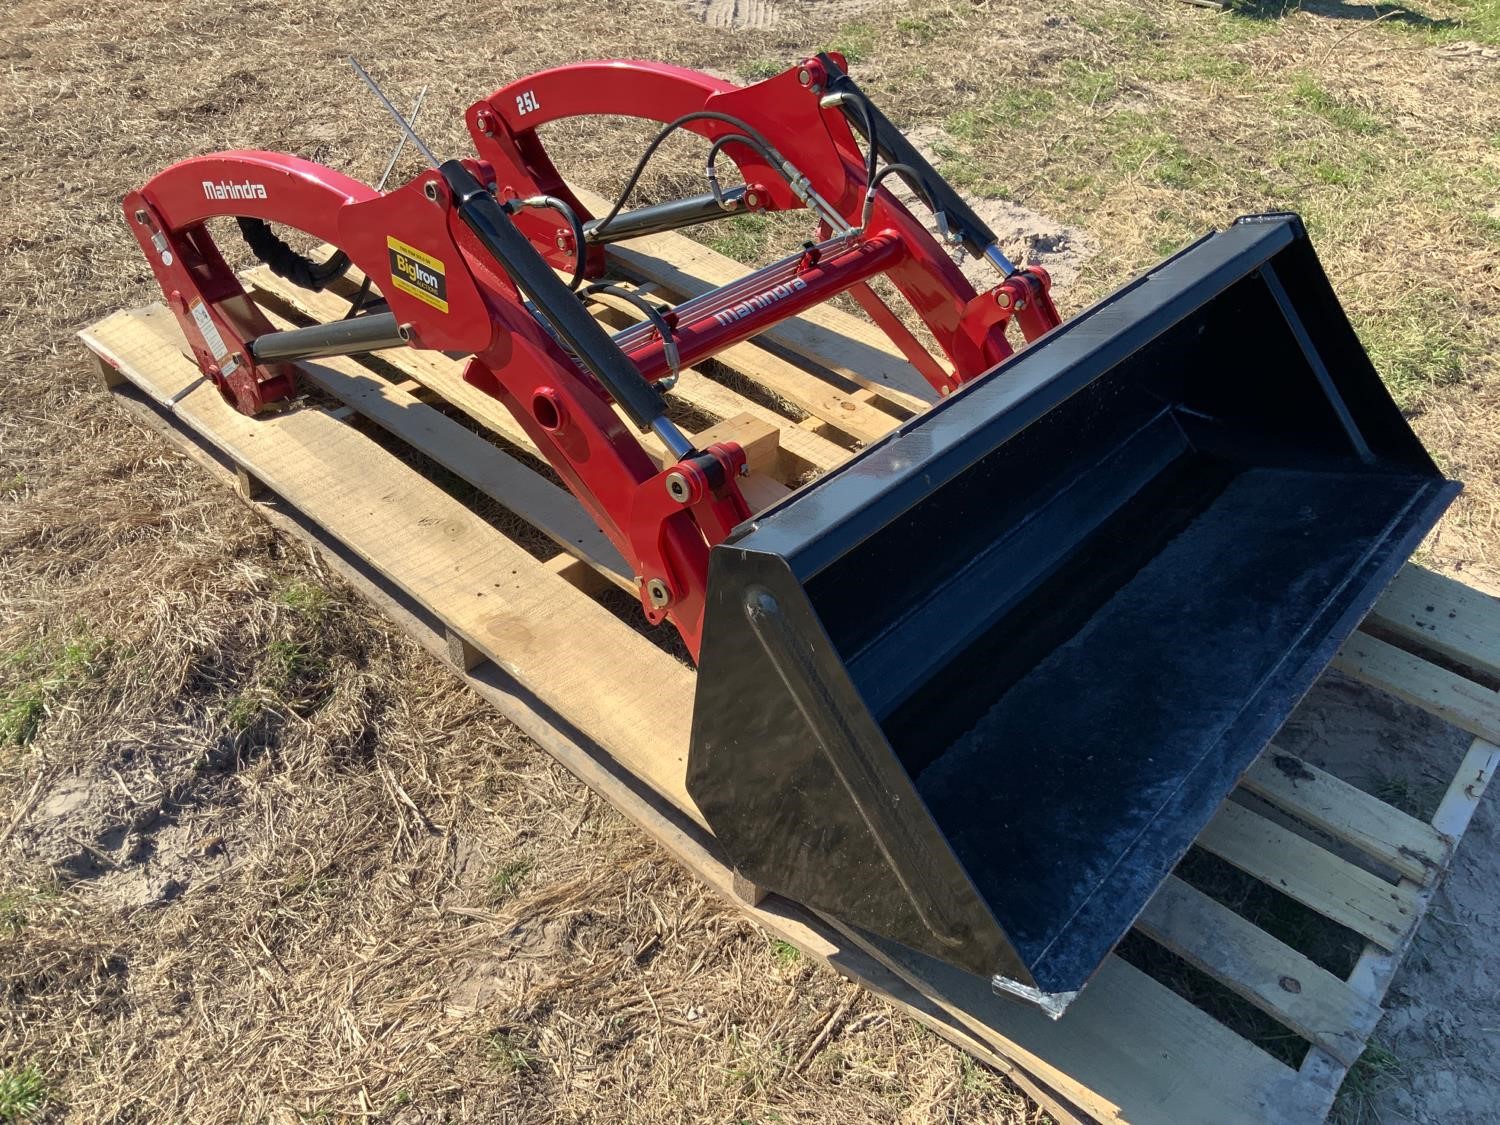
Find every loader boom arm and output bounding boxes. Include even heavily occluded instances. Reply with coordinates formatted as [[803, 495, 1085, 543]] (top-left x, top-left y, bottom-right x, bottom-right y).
[[123, 56, 1063, 657]]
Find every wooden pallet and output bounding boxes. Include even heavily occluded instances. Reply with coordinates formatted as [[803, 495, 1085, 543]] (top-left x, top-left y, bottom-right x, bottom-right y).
[[79, 216, 1500, 1124]]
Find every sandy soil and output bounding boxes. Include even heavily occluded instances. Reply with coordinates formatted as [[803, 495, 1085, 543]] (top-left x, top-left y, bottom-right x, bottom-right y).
[[1275, 673, 1500, 1125]]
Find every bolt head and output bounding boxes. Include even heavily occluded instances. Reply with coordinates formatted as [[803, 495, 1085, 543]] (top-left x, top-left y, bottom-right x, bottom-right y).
[[798, 68, 811, 85], [477, 111, 495, 135], [424, 181, 440, 202], [995, 290, 1012, 309], [940, 385, 952, 397], [744, 191, 760, 209], [665, 471, 691, 503], [646, 578, 671, 608]]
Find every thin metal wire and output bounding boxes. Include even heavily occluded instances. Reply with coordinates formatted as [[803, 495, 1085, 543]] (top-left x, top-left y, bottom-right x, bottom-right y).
[[375, 86, 428, 191], [349, 57, 440, 169]]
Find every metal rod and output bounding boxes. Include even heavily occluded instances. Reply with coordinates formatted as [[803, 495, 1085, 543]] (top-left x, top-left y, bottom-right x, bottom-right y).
[[375, 86, 428, 192], [349, 57, 439, 170], [582, 187, 749, 245], [248, 312, 405, 363]]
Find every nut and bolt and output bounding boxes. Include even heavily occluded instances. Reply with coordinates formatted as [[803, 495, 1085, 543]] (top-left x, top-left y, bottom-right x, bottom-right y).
[[664, 471, 691, 503], [646, 578, 671, 608]]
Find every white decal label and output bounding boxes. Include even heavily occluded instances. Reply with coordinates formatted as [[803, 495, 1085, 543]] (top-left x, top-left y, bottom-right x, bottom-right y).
[[201, 179, 268, 201], [514, 89, 540, 116], [188, 299, 231, 361]]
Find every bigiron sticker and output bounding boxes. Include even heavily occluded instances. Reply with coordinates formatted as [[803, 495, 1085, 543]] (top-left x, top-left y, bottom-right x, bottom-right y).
[[386, 235, 449, 313]]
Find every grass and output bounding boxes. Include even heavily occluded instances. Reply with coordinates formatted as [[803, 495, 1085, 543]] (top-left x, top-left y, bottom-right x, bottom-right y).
[[1289, 75, 1385, 135], [484, 1032, 535, 1074], [1332, 1043, 1409, 1124], [0, 631, 108, 748], [0, 1065, 48, 1121], [0, 886, 57, 938], [770, 939, 800, 966], [488, 860, 532, 902]]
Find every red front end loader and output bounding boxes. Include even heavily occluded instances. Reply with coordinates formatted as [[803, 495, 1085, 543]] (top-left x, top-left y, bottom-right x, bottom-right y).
[[122, 55, 1459, 1013]]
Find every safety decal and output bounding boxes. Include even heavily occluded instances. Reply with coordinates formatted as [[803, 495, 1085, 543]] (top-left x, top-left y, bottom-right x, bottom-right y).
[[386, 235, 449, 313], [187, 298, 230, 361]]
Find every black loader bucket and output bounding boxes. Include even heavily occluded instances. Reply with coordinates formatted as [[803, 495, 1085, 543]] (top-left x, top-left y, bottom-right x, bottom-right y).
[[686, 214, 1459, 1011]]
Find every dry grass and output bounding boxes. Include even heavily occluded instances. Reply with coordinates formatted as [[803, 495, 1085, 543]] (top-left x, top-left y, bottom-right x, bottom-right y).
[[0, 0, 1496, 1121]]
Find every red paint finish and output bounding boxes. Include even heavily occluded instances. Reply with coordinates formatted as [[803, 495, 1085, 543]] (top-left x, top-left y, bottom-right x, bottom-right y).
[[123, 58, 1065, 659]]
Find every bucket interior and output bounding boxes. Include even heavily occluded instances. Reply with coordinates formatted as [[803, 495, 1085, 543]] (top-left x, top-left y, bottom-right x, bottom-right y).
[[797, 271, 1446, 988], [688, 218, 1458, 998]]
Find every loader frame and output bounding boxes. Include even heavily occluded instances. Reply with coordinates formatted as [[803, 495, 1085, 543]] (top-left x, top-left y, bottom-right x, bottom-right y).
[[121, 54, 1061, 658]]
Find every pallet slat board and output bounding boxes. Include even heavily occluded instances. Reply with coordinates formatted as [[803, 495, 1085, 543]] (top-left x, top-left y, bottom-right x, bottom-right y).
[[82, 222, 1500, 1124]]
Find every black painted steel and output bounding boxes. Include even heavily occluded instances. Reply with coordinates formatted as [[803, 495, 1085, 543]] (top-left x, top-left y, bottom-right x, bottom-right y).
[[248, 311, 405, 362], [686, 214, 1460, 1008], [442, 160, 670, 434], [582, 188, 749, 244]]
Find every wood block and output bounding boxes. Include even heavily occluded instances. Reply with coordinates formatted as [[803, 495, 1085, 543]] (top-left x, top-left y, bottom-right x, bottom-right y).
[[445, 628, 486, 672], [692, 412, 781, 476], [234, 464, 267, 501]]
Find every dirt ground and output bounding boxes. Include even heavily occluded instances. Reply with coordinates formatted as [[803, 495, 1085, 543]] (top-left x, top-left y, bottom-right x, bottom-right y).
[[1, 0, 1498, 1121]]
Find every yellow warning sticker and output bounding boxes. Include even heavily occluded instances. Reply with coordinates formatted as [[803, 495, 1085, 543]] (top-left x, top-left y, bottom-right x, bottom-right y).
[[386, 235, 449, 313]]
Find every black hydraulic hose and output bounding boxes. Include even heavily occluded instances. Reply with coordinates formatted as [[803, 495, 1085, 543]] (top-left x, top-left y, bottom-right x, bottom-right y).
[[343, 275, 374, 320], [579, 283, 678, 377], [506, 194, 588, 291], [591, 110, 790, 239], [236, 218, 351, 291], [863, 162, 936, 229]]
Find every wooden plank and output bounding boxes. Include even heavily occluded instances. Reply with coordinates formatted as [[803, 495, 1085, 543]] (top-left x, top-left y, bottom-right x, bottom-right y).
[[248, 303, 633, 589], [1369, 565, 1500, 682], [81, 307, 703, 826], [834, 923, 1330, 1125], [570, 186, 936, 412], [97, 371, 1084, 1125], [1334, 631, 1500, 746], [248, 267, 851, 480], [1239, 749, 1451, 884], [1197, 801, 1418, 950], [1134, 876, 1382, 1067]]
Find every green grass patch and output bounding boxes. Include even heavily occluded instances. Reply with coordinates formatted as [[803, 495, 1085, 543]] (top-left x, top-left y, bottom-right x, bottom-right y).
[[1290, 76, 1385, 135], [0, 631, 108, 748], [484, 1031, 535, 1074], [770, 939, 800, 966], [488, 859, 532, 902], [0, 885, 58, 938], [704, 214, 772, 264], [1060, 60, 1118, 106], [1333, 1042, 1408, 1124], [0, 1064, 48, 1121], [736, 58, 784, 83], [1353, 298, 1474, 408], [829, 21, 877, 64], [274, 580, 331, 622]]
